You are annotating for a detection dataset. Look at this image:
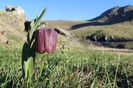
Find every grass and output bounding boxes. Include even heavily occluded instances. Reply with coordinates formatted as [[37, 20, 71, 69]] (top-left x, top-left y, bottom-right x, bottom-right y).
[[45, 20, 133, 40], [0, 20, 133, 87], [0, 41, 133, 88], [69, 22, 133, 40]]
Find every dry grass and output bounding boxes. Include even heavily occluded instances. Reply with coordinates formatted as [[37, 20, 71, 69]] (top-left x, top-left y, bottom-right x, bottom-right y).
[[46, 20, 133, 40]]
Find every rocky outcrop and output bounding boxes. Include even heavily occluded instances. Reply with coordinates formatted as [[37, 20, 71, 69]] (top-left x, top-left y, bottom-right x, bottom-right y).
[[55, 27, 73, 38], [0, 6, 26, 44], [4, 6, 26, 30], [91, 5, 133, 24]]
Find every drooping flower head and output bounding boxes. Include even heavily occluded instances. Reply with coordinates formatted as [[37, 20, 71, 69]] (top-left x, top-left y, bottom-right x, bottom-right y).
[[45, 28, 57, 54], [35, 28, 46, 53], [35, 28, 57, 54]]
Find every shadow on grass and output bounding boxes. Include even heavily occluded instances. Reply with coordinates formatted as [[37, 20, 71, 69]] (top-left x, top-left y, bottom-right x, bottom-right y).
[[70, 19, 133, 30]]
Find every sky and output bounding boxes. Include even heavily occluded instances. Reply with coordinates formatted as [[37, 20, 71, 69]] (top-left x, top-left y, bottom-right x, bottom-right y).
[[0, 0, 133, 20]]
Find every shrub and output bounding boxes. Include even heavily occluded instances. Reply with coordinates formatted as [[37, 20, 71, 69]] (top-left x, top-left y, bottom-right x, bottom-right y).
[[88, 30, 107, 41]]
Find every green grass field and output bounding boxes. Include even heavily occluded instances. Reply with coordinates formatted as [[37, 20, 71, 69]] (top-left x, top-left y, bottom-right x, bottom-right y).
[[0, 20, 133, 88], [0, 37, 133, 88]]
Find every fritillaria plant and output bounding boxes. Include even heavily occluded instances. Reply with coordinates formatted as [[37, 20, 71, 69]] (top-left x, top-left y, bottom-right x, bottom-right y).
[[22, 8, 57, 84]]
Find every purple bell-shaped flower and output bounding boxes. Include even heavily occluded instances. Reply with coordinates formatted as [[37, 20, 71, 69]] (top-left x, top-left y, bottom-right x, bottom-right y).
[[45, 28, 57, 54], [35, 28, 57, 54], [35, 28, 46, 53]]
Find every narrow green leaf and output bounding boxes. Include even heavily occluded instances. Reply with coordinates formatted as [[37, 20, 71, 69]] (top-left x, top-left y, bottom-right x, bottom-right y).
[[36, 8, 47, 24], [24, 57, 34, 82], [22, 42, 29, 78], [90, 78, 96, 88], [29, 42, 36, 60], [33, 8, 47, 29], [39, 60, 44, 77]]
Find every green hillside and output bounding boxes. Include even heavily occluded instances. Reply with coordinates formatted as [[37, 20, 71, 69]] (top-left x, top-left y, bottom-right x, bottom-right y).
[[46, 20, 133, 41]]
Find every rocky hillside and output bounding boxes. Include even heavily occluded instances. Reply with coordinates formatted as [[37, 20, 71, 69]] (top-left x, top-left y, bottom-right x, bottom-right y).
[[0, 6, 26, 44], [91, 5, 133, 24]]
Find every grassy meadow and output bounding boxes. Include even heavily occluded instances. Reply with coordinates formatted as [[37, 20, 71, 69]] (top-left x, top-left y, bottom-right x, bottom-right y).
[[46, 20, 133, 40], [0, 33, 133, 88]]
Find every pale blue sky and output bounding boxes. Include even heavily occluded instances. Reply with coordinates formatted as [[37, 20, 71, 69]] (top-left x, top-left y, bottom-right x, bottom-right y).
[[0, 0, 133, 20]]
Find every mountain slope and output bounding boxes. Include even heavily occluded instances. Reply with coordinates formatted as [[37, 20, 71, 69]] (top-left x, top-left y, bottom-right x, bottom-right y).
[[90, 5, 133, 24]]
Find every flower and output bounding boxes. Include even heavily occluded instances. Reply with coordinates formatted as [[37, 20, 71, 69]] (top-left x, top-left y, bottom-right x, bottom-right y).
[[45, 28, 57, 54], [35, 28, 46, 53], [35, 28, 57, 54]]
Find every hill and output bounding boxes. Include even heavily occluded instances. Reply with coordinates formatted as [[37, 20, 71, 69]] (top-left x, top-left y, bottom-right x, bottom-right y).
[[90, 5, 133, 24], [45, 20, 133, 41]]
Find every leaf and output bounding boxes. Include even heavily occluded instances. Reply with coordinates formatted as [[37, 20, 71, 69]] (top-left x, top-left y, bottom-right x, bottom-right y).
[[39, 60, 44, 77], [29, 8, 47, 45], [29, 42, 36, 61], [24, 57, 34, 82], [22, 42, 34, 82], [22, 42, 29, 78], [90, 78, 96, 88], [33, 8, 47, 29], [22, 42, 29, 61], [36, 8, 47, 24]]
